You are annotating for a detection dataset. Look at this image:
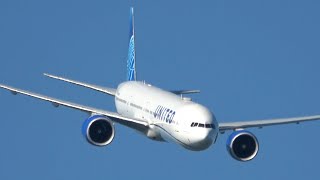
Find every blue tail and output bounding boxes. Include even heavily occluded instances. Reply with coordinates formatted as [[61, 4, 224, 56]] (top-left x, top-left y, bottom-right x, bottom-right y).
[[127, 7, 136, 81]]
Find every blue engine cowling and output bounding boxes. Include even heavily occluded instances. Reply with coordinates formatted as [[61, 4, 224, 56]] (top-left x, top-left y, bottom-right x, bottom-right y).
[[82, 115, 115, 146], [226, 130, 259, 162]]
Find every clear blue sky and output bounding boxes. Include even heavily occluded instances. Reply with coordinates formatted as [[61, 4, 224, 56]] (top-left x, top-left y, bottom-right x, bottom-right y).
[[1, 0, 320, 179]]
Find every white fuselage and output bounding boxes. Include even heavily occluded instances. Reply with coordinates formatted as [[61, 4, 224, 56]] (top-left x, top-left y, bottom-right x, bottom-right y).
[[114, 81, 219, 151]]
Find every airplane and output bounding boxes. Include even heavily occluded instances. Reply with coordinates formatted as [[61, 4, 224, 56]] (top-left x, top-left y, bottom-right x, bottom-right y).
[[1, 7, 320, 162]]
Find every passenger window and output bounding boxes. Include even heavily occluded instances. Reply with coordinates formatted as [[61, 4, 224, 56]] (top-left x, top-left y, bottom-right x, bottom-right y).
[[199, 123, 204, 128]]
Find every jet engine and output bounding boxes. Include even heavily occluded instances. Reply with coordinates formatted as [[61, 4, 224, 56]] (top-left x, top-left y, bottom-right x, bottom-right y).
[[226, 130, 259, 162], [82, 115, 115, 146]]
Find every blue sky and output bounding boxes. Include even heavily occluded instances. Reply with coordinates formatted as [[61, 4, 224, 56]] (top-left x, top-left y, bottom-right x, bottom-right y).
[[1, 0, 320, 179]]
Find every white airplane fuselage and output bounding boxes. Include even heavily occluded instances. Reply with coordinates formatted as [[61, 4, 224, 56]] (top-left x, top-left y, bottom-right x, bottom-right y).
[[115, 81, 219, 151]]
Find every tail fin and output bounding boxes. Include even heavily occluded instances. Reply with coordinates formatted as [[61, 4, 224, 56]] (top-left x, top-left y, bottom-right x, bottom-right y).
[[127, 7, 136, 81]]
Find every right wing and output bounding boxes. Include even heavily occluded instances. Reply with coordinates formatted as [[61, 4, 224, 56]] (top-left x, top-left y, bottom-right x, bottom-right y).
[[44, 73, 116, 96], [0, 84, 148, 128], [219, 115, 320, 132]]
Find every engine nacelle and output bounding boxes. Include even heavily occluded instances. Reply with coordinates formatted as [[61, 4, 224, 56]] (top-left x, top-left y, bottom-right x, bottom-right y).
[[226, 130, 259, 162], [82, 115, 115, 146]]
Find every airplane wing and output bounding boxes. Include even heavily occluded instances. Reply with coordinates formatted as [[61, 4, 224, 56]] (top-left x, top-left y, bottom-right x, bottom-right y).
[[0, 84, 148, 128], [219, 115, 320, 132], [43, 73, 116, 96]]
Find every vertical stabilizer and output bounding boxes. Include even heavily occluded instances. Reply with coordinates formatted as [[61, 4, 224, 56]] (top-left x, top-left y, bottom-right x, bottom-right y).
[[127, 7, 136, 81]]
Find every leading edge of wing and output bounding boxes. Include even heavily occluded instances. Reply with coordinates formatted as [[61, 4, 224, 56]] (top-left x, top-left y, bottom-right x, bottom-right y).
[[0, 84, 147, 126], [219, 115, 320, 132], [43, 73, 116, 96]]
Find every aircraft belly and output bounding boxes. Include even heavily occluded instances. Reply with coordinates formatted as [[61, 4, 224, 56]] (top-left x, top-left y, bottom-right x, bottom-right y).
[[154, 124, 186, 147]]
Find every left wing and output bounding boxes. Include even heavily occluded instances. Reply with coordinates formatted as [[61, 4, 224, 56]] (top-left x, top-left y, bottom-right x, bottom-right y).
[[0, 84, 148, 128], [219, 115, 320, 132]]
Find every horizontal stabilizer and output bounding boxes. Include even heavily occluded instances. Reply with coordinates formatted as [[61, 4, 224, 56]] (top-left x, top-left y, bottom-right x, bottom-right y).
[[44, 73, 116, 96], [170, 90, 200, 95]]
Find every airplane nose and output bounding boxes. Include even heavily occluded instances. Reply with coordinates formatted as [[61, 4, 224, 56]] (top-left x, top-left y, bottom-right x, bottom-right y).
[[176, 103, 218, 150], [190, 129, 214, 150], [198, 129, 211, 140], [202, 129, 214, 142]]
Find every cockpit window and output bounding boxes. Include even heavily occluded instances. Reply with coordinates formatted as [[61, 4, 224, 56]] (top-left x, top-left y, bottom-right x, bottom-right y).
[[191, 122, 215, 128], [205, 124, 211, 128]]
